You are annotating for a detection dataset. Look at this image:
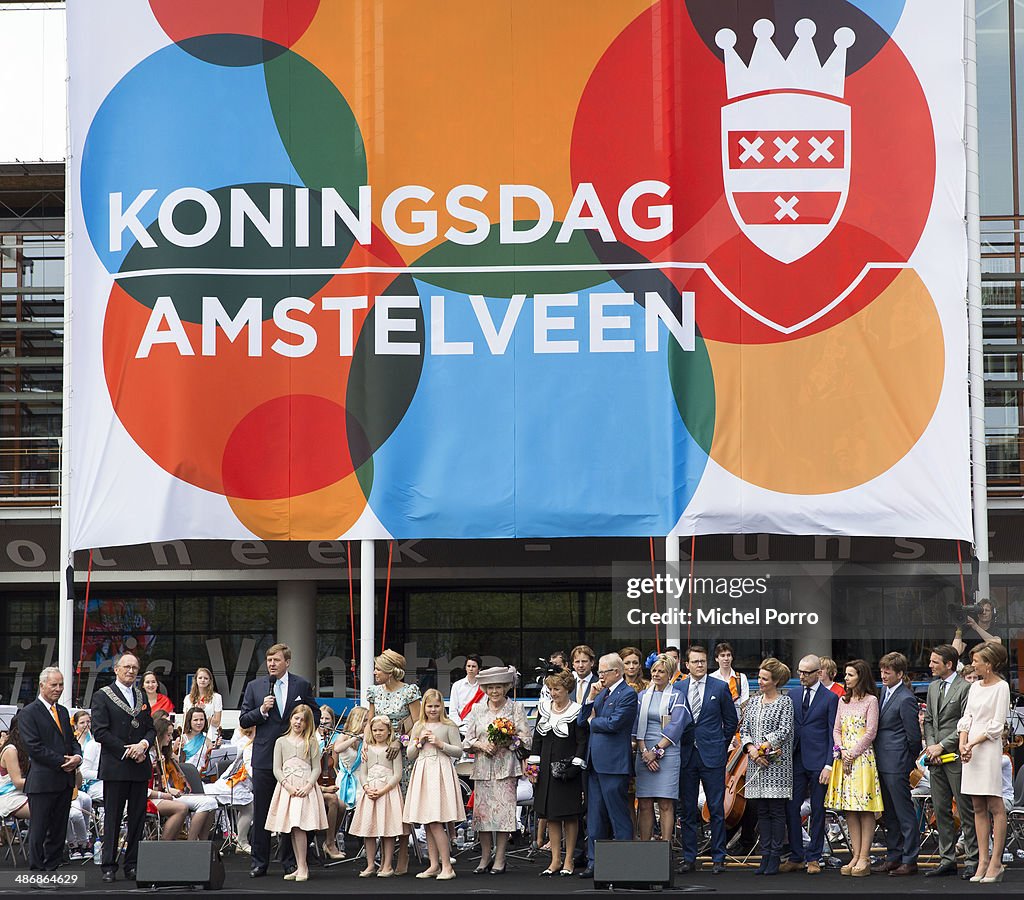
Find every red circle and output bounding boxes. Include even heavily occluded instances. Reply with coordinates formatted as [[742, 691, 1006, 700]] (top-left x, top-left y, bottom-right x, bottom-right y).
[[149, 0, 320, 49], [570, 3, 934, 343]]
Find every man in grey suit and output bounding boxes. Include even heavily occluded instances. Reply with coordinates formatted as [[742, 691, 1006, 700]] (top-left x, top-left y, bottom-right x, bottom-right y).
[[871, 652, 922, 876], [922, 644, 977, 879]]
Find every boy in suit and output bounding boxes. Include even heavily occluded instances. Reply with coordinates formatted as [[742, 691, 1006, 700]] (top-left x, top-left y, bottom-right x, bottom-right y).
[[576, 653, 638, 879], [238, 642, 319, 878], [19, 667, 82, 872], [872, 652, 922, 876]]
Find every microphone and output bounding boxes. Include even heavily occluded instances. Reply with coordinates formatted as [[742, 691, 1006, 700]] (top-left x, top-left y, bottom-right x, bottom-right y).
[[269, 675, 277, 689]]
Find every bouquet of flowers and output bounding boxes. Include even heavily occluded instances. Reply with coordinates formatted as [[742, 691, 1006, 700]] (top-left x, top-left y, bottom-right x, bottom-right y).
[[757, 742, 782, 762], [487, 717, 516, 748], [524, 761, 540, 782]]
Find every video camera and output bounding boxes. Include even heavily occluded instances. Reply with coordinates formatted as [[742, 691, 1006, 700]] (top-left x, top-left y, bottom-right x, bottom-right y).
[[947, 602, 986, 626]]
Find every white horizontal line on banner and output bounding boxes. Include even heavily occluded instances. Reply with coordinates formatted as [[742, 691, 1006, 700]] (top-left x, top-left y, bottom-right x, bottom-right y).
[[109, 261, 911, 335]]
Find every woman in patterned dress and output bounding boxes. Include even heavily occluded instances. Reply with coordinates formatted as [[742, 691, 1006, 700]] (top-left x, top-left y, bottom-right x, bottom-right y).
[[366, 649, 421, 875], [463, 666, 531, 875], [824, 659, 882, 877], [739, 658, 793, 876]]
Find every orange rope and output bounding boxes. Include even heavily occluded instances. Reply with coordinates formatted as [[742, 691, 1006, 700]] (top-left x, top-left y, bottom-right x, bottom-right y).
[[687, 535, 696, 646], [649, 537, 661, 652]]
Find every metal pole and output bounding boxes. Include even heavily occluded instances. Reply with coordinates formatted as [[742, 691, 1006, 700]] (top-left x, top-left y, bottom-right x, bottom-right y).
[[57, 21, 74, 704], [965, 0, 990, 599], [359, 539, 375, 706], [665, 535, 681, 648]]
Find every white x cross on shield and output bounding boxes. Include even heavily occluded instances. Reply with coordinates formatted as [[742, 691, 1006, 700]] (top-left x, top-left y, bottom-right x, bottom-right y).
[[722, 91, 851, 264]]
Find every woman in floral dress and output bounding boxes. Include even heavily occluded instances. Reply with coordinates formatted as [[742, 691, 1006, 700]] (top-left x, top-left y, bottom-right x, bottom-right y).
[[366, 649, 421, 875], [824, 659, 882, 877], [463, 666, 530, 875]]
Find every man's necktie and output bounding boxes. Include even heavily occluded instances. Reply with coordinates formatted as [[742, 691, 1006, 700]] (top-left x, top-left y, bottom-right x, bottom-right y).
[[50, 704, 63, 734], [689, 680, 702, 721], [802, 686, 811, 714], [881, 687, 890, 708], [275, 679, 285, 716], [940, 680, 948, 702]]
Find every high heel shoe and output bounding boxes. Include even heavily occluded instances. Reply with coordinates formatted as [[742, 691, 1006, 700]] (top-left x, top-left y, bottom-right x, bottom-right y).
[[980, 867, 1005, 884], [358, 868, 376, 878], [473, 859, 493, 874], [490, 865, 506, 875], [322, 841, 344, 860], [840, 860, 854, 876], [971, 863, 989, 883], [851, 860, 871, 877]]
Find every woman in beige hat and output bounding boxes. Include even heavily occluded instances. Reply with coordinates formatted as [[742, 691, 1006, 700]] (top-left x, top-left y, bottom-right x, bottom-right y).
[[462, 666, 531, 875]]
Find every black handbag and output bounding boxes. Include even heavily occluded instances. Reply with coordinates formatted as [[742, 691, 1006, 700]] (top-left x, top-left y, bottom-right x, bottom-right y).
[[550, 760, 578, 781], [514, 743, 531, 762]]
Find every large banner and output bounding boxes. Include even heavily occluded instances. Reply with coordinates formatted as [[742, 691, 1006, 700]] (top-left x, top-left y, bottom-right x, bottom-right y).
[[68, 1, 970, 547]]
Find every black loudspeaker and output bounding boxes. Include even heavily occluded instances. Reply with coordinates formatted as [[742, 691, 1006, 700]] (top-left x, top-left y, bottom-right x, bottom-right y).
[[136, 840, 225, 890], [594, 840, 673, 890]]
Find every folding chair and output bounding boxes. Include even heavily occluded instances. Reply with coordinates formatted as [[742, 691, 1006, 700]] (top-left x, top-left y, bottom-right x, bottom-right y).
[[0, 815, 29, 866], [1006, 765, 1024, 859]]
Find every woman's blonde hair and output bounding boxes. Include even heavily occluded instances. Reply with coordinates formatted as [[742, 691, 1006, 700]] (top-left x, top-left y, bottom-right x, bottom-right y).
[[414, 688, 454, 731], [759, 657, 791, 687], [649, 653, 679, 680], [188, 667, 215, 708], [971, 640, 1008, 672], [374, 649, 406, 682], [367, 714, 394, 745], [283, 704, 319, 759]]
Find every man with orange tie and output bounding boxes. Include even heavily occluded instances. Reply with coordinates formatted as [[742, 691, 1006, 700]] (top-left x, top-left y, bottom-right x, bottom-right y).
[[18, 667, 82, 874]]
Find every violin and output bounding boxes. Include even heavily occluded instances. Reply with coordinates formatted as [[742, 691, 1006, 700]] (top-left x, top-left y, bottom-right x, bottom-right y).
[[319, 723, 339, 788]]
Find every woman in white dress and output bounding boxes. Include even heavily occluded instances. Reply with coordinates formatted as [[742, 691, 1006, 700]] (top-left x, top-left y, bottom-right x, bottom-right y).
[[958, 641, 1011, 884], [184, 667, 224, 743]]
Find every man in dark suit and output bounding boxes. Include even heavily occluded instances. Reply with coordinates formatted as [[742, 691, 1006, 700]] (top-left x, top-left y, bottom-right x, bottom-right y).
[[18, 667, 82, 873], [666, 644, 738, 874], [91, 652, 155, 883], [576, 652, 639, 879], [238, 642, 319, 878], [871, 651, 922, 877], [780, 654, 839, 874], [922, 644, 977, 879]]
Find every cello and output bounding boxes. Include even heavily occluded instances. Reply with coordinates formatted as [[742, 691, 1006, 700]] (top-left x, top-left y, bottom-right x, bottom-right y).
[[704, 741, 748, 828], [703, 673, 747, 827]]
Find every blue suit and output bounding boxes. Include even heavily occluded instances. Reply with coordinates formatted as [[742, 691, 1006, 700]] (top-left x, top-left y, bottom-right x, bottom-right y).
[[577, 679, 639, 867], [874, 682, 922, 865], [785, 684, 839, 863], [665, 677, 738, 864]]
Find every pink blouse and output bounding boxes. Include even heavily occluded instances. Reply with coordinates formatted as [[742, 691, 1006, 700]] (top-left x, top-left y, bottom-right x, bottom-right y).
[[832, 694, 879, 757]]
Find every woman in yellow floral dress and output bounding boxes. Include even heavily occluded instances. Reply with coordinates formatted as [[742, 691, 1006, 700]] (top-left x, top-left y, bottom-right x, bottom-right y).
[[824, 659, 882, 877]]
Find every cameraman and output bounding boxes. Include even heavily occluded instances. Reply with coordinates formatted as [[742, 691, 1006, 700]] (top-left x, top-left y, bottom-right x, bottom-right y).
[[951, 599, 1001, 660]]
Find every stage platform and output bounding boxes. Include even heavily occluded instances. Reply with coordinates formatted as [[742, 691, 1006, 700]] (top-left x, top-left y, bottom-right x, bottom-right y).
[[6, 851, 1023, 896]]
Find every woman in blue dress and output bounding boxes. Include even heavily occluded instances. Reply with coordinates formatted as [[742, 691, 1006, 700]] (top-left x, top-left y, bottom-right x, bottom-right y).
[[633, 653, 689, 843]]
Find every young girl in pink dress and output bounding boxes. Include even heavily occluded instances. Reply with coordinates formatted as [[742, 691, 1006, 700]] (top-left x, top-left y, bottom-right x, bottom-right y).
[[265, 704, 327, 882], [404, 689, 465, 880], [347, 715, 404, 877]]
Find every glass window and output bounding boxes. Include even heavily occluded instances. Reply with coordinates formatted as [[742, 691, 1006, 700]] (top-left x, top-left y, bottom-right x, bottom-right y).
[[979, 0, 1014, 215]]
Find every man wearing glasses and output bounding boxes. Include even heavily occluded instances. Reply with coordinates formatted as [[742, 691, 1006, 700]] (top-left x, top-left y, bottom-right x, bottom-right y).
[[780, 654, 839, 874], [576, 653, 638, 879], [92, 652, 155, 883]]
